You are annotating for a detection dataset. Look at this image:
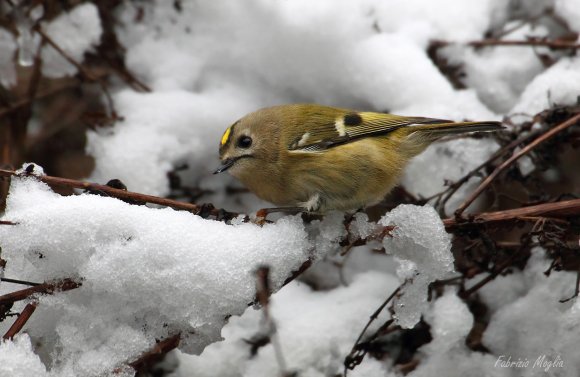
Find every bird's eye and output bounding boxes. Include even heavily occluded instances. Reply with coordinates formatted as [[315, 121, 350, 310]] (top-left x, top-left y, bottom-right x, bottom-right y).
[[237, 135, 253, 149]]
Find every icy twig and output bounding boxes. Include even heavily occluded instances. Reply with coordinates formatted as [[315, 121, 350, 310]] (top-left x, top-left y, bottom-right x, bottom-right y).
[[255, 266, 293, 377], [344, 285, 401, 376], [0, 278, 81, 307], [2, 302, 37, 340], [0, 168, 239, 220], [455, 113, 580, 216], [122, 333, 181, 373]]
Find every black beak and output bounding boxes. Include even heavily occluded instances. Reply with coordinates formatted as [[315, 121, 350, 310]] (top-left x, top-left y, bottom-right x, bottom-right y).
[[213, 158, 236, 174]]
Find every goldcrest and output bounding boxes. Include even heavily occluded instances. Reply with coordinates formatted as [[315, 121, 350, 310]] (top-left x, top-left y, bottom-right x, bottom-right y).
[[215, 104, 502, 212]]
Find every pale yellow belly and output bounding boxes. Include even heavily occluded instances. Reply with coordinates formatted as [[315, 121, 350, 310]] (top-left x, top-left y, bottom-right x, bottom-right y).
[[284, 137, 407, 211]]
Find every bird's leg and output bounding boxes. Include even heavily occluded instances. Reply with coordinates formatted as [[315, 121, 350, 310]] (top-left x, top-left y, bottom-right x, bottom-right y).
[[254, 194, 322, 225], [254, 207, 306, 225]]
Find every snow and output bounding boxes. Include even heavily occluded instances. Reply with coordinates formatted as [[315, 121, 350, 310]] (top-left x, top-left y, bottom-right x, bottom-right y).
[[555, 0, 580, 33], [380, 205, 454, 328], [174, 272, 399, 377], [40, 3, 102, 78], [482, 249, 580, 377], [0, 28, 17, 87], [0, 334, 48, 377], [402, 138, 500, 214], [0, 176, 312, 375], [2, 0, 580, 376], [511, 57, 580, 116]]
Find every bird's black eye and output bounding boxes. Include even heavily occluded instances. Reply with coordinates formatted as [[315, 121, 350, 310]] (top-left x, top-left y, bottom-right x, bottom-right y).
[[237, 135, 252, 149]]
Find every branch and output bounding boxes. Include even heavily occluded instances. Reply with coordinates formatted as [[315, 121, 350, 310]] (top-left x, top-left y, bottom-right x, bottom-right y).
[[0, 278, 81, 306], [432, 37, 580, 50], [2, 302, 37, 340], [0, 168, 239, 220], [455, 113, 580, 215], [344, 285, 401, 375], [468, 38, 580, 49], [444, 198, 580, 228], [125, 333, 181, 372]]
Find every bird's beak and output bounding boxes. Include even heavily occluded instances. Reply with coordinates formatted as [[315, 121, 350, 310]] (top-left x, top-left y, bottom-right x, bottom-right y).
[[213, 158, 236, 174]]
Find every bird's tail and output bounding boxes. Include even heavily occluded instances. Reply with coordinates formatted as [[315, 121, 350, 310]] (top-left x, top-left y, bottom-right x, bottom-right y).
[[410, 121, 504, 139], [399, 120, 504, 156]]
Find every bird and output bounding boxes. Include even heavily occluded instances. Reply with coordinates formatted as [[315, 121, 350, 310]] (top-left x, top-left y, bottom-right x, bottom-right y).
[[215, 104, 503, 212]]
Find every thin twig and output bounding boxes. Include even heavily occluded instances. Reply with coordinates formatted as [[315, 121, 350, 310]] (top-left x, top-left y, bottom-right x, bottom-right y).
[[0, 278, 81, 306], [444, 198, 580, 228], [344, 285, 401, 375], [255, 266, 290, 375], [455, 113, 580, 216], [126, 333, 181, 372], [0, 168, 238, 219], [34, 25, 117, 116], [0, 277, 41, 286], [432, 38, 580, 50], [559, 270, 580, 303], [468, 38, 580, 49], [2, 302, 37, 340], [431, 130, 541, 213]]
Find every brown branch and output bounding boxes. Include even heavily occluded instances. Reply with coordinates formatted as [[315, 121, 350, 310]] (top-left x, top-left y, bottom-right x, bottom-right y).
[[455, 113, 580, 215], [0, 277, 41, 286], [0, 278, 81, 306], [34, 25, 117, 116], [468, 38, 580, 49], [432, 38, 580, 50], [0, 220, 19, 225], [2, 302, 37, 340], [0, 79, 88, 120], [0, 168, 238, 219], [125, 333, 181, 372], [444, 198, 580, 228], [431, 130, 541, 213], [344, 285, 401, 375]]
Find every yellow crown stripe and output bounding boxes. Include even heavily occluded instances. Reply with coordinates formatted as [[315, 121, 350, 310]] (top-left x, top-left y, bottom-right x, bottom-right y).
[[221, 126, 232, 146]]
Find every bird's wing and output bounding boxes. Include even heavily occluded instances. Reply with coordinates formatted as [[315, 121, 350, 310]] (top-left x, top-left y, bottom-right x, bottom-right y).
[[287, 111, 450, 152]]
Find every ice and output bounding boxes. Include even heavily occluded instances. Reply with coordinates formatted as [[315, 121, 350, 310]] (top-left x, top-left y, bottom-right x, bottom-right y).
[[310, 211, 348, 256], [348, 212, 380, 241], [379, 205, 454, 328], [0, 334, 48, 377], [0, 175, 313, 375], [176, 271, 399, 377], [40, 3, 102, 78]]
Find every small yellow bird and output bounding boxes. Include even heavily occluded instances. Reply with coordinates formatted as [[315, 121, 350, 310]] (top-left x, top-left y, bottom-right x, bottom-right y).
[[215, 104, 502, 212]]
